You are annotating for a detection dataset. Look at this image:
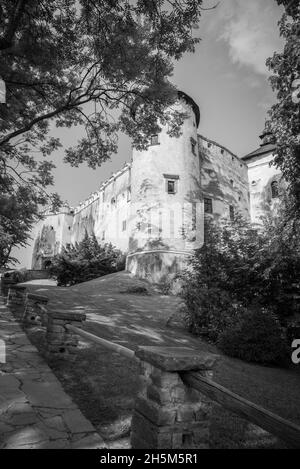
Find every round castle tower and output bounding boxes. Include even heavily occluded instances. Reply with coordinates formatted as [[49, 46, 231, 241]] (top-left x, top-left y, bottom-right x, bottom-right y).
[[126, 91, 204, 282]]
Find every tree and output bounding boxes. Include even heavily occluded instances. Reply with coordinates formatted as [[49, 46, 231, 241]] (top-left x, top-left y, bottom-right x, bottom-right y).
[[181, 203, 300, 341], [266, 0, 300, 217], [49, 233, 126, 285], [0, 0, 209, 266], [0, 187, 58, 268]]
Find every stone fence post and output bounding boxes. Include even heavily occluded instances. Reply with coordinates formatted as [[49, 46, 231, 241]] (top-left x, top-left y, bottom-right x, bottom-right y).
[[131, 346, 219, 449], [23, 293, 49, 325], [1, 279, 17, 297], [7, 285, 27, 308], [46, 310, 86, 357]]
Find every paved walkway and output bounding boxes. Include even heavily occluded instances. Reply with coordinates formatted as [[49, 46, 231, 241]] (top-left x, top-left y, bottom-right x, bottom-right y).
[[0, 296, 105, 449]]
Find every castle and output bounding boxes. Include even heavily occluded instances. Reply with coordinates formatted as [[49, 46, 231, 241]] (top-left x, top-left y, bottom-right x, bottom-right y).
[[31, 92, 281, 282]]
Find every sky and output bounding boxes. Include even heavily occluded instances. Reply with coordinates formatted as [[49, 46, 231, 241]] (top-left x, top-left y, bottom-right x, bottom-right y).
[[13, 0, 285, 267]]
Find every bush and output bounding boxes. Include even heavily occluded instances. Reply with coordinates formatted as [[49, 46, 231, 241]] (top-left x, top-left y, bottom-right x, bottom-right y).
[[218, 308, 288, 365], [49, 232, 126, 286], [182, 283, 241, 342]]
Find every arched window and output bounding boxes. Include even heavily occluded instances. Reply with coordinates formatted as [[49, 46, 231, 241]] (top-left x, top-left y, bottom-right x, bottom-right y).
[[271, 181, 279, 199]]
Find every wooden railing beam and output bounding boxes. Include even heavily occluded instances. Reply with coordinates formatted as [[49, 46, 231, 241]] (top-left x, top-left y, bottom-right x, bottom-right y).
[[182, 371, 300, 449]]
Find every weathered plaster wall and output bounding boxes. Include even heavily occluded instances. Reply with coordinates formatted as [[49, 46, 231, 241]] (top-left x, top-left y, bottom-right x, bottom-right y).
[[31, 166, 131, 268], [198, 135, 250, 222], [69, 164, 131, 252], [245, 152, 282, 225], [127, 98, 204, 282], [31, 208, 73, 269]]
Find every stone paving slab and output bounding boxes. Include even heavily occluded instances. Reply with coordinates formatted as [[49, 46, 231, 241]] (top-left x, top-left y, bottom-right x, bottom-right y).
[[0, 297, 106, 449]]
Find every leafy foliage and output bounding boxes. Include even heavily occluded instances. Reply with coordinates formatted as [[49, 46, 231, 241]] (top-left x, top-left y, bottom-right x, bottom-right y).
[[218, 308, 288, 365], [180, 200, 300, 363], [49, 232, 125, 286], [266, 1, 300, 216], [0, 0, 207, 264]]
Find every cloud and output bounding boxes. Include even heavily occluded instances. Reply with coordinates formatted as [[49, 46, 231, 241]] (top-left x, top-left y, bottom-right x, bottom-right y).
[[216, 0, 284, 75]]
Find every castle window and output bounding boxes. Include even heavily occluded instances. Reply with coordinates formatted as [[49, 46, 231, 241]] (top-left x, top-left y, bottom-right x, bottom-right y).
[[163, 174, 179, 194], [229, 205, 234, 221], [167, 180, 175, 194], [102, 231, 105, 240], [190, 137, 197, 155], [150, 134, 159, 146], [111, 197, 116, 206], [208, 142, 211, 148], [127, 187, 131, 202], [230, 179, 234, 186], [204, 198, 213, 214], [122, 220, 126, 231], [221, 149, 224, 154], [271, 180, 279, 199]]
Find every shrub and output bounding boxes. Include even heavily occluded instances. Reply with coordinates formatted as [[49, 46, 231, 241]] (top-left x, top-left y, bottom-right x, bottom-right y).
[[182, 283, 240, 342], [49, 232, 125, 286], [120, 285, 150, 295], [218, 308, 288, 365]]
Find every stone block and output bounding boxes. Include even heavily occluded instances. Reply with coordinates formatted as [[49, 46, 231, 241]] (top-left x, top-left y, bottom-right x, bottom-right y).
[[150, 367, 181, 389], [131, 412, 173, 449], [176, 405, 195, 423], [26, 293, 49, 303], [135, 346, 219, 372], [147, 383, 174, 405], [48, 310, 86, 322], [135, 396, 176, 426]]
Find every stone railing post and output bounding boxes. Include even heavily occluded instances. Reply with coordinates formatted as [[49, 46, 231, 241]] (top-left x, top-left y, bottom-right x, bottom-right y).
[[7, 285, 27, 309], [46, 310, 86, 357], [23, 293, 49, 325], [131, 346, 219, 449], [1, 278, 17, 297]]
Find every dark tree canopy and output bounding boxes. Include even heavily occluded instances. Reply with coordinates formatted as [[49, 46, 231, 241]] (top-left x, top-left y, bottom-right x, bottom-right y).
[[0, 0, 208, 266]]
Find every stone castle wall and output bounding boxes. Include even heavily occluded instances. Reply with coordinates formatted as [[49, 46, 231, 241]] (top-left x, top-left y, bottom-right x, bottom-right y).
[[198, 134, 249, 221], [31, 94, 255, 281], [246, 152, 281, 225]]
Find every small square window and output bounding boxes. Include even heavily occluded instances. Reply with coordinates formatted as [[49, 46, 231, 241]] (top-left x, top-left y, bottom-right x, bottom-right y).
[[204, 198, 213, 214], [167, 180, 175, 194], [150, 134, 159, 145]]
